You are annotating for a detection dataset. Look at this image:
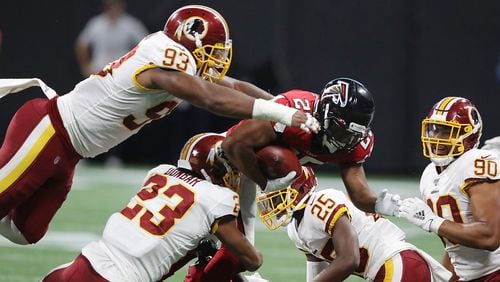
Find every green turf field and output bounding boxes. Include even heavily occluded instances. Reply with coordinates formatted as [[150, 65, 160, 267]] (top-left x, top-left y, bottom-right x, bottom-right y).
[[0, 165, 444, 282]]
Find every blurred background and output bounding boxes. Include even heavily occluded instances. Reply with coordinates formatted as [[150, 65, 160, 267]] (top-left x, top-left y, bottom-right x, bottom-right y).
[[1, 0, 500, 176]]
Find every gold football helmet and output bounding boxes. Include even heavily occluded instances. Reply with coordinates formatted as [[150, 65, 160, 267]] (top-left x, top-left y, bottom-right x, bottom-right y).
[[421, 97, 482, 167], [257, 166, 317, 230]]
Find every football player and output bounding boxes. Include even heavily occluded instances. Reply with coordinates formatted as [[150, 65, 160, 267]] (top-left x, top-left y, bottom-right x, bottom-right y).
[[222, 77, 400, 215], [184, 78, 401, 281], [42, 133, 262, 282], [256, 166, 451, 282], [398, 97, 500, 281], [0, 5, 319, 245]]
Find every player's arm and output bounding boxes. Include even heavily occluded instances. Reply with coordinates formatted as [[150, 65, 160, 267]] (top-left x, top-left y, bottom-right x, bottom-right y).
[[311, 216, 359, 282], [222, 119, 278, 189], [340, 164, 377, 213], [217, 76, 274, 100], [436, 181, 500, 250], [137, 68, 317, 131], [214, 215, 263, 271]]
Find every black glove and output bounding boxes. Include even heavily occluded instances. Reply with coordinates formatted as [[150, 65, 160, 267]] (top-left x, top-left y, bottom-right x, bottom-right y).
[[196, 239, 218, 264]]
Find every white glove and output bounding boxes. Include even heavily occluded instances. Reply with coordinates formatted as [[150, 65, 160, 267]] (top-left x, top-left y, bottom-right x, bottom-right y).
[[374, 189, 401, 216], [299, 113, 320, 134], [398, 197, 445, 233], [263, 171, 297, 193], [241, 272, 269, 282]]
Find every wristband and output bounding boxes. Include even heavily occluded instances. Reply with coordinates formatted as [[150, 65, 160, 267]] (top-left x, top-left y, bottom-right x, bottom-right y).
[[429, 217, 445, 233], [251, 98, 296, 126]]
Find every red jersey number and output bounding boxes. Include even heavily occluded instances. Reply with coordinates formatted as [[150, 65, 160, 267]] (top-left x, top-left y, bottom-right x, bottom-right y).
[[120, 174, 195, 236]]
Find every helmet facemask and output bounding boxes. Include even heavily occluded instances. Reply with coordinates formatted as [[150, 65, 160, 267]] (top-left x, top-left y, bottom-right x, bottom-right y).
[[321, 112, 368, 153], [194, 40, 232, 82], [257, 188, 298, 231], [257, 166, 317, 231]]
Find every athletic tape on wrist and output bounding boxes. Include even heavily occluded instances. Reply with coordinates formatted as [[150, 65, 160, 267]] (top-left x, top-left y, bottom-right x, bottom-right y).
[[252, 99, 295, 126]]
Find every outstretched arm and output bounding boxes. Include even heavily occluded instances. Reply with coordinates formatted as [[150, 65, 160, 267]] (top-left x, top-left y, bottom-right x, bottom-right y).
[[137, 68, 318, 131], [217, 76, 274, 100], [340, 164, 378, 213], [214, 215, 263, 272]]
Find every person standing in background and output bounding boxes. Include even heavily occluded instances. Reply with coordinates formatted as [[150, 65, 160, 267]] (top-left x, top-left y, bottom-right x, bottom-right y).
[[75, 0, 149, 77]]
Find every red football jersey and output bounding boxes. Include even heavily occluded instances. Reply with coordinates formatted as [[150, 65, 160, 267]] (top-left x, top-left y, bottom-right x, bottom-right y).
[[227, 89, 374, 166]]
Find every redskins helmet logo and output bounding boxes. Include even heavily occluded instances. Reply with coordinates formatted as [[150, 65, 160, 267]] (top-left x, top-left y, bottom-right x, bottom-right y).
[[174, 16, 208, 45], [322, 81, 349, 107]]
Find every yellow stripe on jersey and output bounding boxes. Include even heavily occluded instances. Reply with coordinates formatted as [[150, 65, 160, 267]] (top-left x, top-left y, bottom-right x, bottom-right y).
[[460, 178, 486, 196], [132, 63, 160, 91], [0, 121, 55, 193], [383, 257, 395, 282], [324, 204, 350, 236], [435, 97, 456, 115]]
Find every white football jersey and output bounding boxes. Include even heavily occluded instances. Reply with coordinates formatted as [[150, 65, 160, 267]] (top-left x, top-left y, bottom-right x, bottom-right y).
[[287, 189, 409, 280], [82, 164, 239, 282], [57, 31, 197, 158], [420, 148, 500, 281]]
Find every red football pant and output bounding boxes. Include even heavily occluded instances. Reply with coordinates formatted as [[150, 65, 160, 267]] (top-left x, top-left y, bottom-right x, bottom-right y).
[[184, 215, 246, 282], [42, 254, 107, 282], [0, 98, 81, 243], [374, 250, 431, 282]]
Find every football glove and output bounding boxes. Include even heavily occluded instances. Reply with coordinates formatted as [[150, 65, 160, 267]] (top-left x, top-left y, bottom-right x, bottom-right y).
[[374, 189, 402, 216], [398, 197, 445, 233], [263, 171, 297, 193], [299, 113, 320, 134]]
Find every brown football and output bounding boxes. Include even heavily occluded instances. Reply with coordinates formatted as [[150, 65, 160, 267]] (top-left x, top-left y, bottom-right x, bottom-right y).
[[256, 145, 302, 179]]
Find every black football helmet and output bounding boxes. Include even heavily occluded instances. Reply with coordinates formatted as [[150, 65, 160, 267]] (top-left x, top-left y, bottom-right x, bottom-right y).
[[314, 78, 375, 153]]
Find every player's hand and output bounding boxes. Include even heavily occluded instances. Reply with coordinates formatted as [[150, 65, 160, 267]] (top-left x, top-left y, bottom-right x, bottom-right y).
[[398, 197, 445, 233], [291, 112, 320, 134], [374, 189, 401, 216], [263, 171, 297, 193]]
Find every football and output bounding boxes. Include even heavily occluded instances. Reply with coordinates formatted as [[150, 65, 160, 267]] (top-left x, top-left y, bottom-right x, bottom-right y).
[[256, 145, 302, 179]]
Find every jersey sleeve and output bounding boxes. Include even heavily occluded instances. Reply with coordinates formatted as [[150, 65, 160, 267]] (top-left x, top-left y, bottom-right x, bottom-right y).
[[138, 32, 197, 75], [311, 190, 351, 236], [208, 186, 240, 219], [343, 130, 375, 164], [458, 149, 500, 193]]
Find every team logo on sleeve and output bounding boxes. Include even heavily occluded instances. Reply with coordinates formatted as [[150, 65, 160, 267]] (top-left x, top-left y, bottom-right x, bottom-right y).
[[322, 81, 349, 107]]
